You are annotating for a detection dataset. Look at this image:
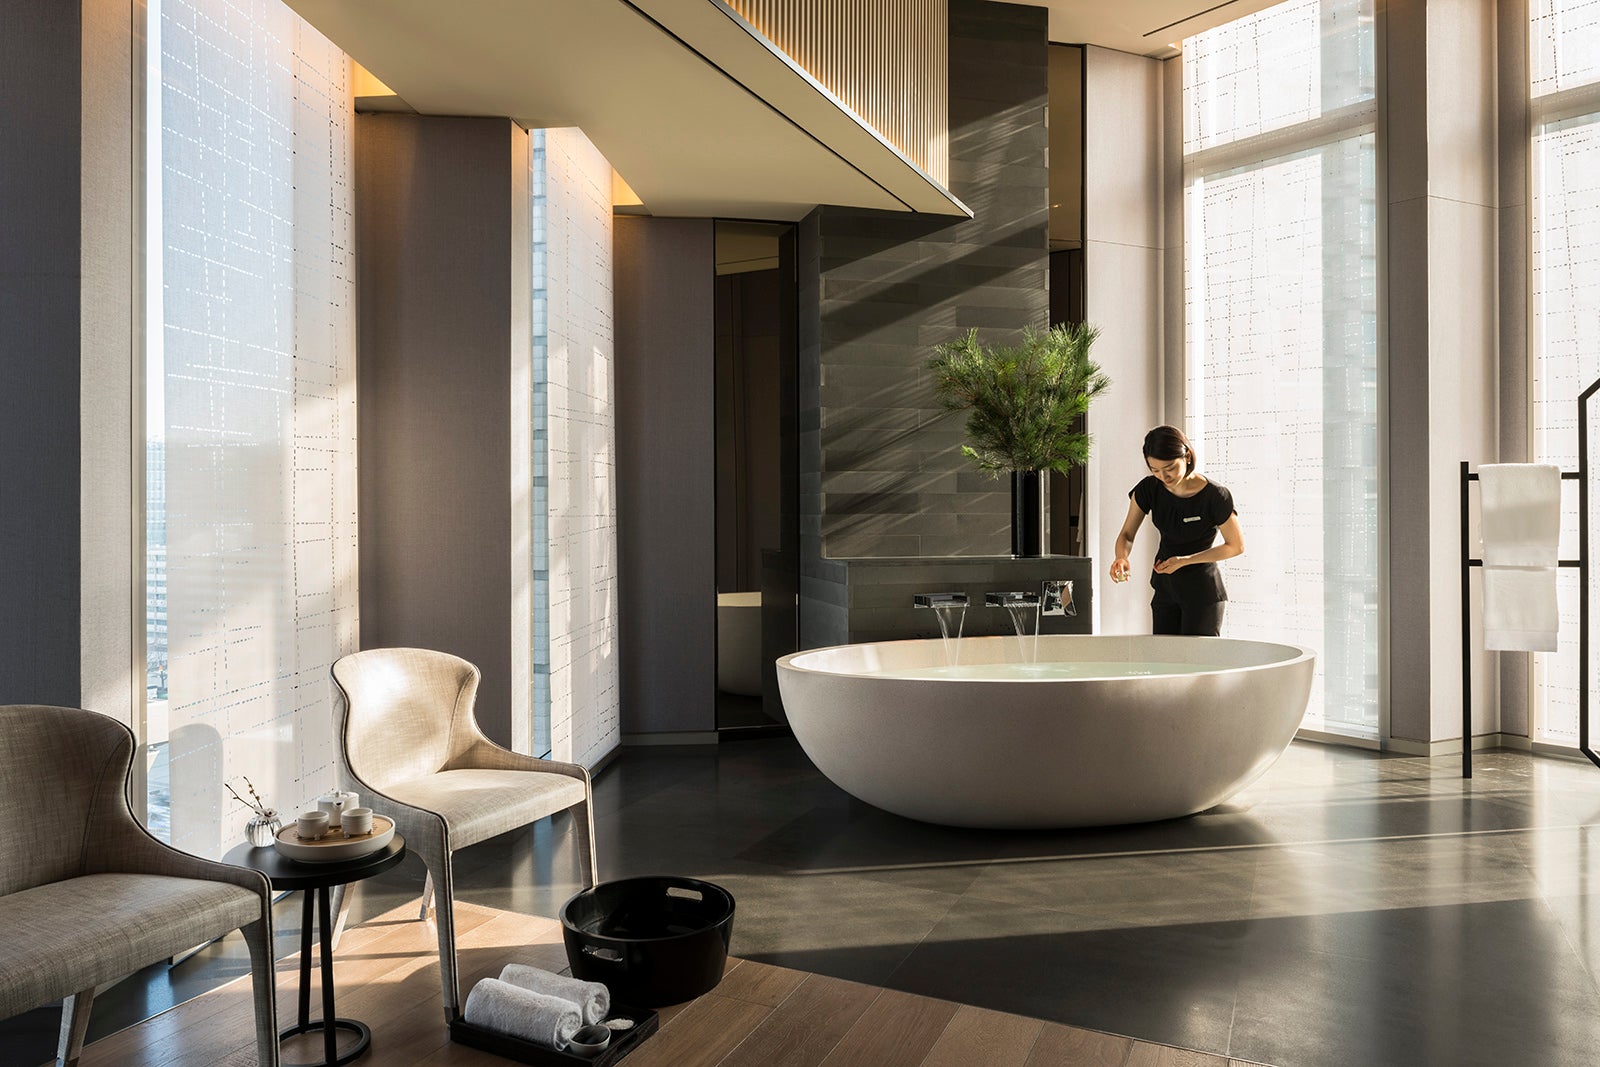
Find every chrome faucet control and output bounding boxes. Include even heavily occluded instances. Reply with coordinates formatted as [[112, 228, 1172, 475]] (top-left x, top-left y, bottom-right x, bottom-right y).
[[1042, 580, 1076, 617], [985, 591, 1040, 608], [913, 592, 969, 608]]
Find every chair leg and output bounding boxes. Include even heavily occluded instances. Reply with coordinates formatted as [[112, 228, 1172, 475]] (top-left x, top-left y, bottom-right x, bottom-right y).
[[432, 861, 461, 1021], [419, 870, 434, 920], [573, 796, 599, 887], [57, 987, 93, 1067], [241, 917, 281, 1067]]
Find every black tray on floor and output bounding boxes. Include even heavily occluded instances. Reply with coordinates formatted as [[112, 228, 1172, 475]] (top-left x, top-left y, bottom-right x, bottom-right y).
[[448, 1006, 659, 1066]]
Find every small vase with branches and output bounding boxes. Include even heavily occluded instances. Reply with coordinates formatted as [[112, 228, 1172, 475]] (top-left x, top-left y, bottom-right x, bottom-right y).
[[227, 776, 282, 847]]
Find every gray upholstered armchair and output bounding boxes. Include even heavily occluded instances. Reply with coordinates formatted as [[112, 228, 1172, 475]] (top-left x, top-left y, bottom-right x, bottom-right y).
[[330, 648, 598, 1022], [0, 705, 278, 1067]]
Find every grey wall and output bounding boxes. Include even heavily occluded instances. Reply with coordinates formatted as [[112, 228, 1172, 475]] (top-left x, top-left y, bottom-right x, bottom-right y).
[[797, 0, 1050, 563], [2, 2, 83, 706], [614, 216, 717, 735], [355, 114, 520, 747]]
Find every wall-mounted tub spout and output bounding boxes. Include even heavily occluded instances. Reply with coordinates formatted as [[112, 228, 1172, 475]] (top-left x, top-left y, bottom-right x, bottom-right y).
[[987, 591, 1042, 647], [914, 593, 968, 656]]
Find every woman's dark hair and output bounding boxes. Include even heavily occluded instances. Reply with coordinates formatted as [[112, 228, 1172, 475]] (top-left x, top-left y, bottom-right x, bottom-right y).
[[1143, 425, 1195, 475]]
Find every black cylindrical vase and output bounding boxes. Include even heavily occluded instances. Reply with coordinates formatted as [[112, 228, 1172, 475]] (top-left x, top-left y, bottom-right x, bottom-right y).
[[1010, 470, 1043, 557]]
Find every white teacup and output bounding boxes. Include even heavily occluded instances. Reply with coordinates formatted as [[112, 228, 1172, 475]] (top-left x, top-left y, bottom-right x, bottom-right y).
[[341, 807, 374, 836], [296, 810, 330, 841]]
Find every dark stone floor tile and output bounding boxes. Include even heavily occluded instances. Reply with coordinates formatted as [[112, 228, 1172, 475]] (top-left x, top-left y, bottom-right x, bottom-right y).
[[965, 848, 1259, 926], [1246, 791, 1521, 845], [738, 800, 1005, 872], [983, 808, 1286, 864], [883, 897, 1243, 1057], [607, 781, 827, 852], [716, 869, 962, 980], [1230, 903, 1600, 1067], [590, 751, 722, 817]]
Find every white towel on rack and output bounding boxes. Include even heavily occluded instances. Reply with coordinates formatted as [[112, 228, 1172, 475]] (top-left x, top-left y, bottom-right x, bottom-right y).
[[1483, 566, 1559, 652], [1479, 463, 1561, 567], [1478, 464, 1561, 651]]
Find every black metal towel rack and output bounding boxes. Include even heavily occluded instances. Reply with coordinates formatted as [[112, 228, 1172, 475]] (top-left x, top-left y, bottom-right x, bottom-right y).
[[1459, 374, 1600, 778]]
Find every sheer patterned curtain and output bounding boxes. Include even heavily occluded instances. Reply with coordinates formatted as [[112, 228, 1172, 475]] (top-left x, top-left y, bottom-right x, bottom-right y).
[[149, 0, 357, 855], [1183, 0, 1378, 737], [1530, 0, 1600, 745], [531, 129, 619, 766]]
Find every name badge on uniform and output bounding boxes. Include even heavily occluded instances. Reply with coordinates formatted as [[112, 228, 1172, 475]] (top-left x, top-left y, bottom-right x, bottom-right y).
[[1183, 516, 1201, 523]]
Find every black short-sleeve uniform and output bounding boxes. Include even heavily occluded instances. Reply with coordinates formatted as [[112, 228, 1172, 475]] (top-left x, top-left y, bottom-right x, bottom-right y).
[[1130, 476, 1236, 635]]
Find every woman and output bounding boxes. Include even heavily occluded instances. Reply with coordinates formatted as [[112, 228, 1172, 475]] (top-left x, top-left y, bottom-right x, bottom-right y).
[[1109, 425, 1244, 636]]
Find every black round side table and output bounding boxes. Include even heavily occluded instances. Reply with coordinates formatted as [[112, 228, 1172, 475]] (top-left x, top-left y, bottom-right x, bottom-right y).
[[224, 836, 406, 1067]]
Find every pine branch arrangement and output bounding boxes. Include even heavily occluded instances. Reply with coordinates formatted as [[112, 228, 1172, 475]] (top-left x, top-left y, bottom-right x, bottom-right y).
[[928, 323, 1110, 476]]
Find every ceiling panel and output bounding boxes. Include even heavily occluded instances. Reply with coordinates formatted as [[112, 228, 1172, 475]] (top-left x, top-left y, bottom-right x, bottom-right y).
[[1030, 0, 1284, 57], [284, 0, 968, 220]]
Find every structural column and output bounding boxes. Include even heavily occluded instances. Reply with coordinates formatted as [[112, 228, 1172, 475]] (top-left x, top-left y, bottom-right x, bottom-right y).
[[354, 114, 528, 748], [2, 0, 138, 724], [1384, 0, 1500, 749]]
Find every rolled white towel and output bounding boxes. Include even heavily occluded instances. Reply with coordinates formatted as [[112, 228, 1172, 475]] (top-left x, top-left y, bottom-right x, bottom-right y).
[[499, 963, 611, 1025], [463, 978, 582, 1049]]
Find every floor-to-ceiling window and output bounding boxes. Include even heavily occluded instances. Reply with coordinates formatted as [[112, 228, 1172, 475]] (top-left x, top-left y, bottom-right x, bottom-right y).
[[527, 128, 620, 766], [1183, 0, 1379, 737], [1531, 0, 1600, 747], [144, 0, 357, 853]]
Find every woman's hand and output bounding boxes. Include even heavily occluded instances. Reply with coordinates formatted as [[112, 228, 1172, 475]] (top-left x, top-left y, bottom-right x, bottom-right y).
[[1152, 555, 1190, 574], [1110, 557, 1131, 584]]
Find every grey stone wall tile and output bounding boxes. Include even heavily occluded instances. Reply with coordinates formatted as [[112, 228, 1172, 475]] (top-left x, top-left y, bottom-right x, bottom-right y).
[[828, 534, 924, 556]]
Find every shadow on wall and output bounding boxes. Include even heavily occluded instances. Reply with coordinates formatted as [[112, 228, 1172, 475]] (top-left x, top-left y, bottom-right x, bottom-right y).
[[815, 211, 1043, 351]]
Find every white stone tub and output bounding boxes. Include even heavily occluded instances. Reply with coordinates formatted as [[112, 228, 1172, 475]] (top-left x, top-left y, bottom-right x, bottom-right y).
[[775, 634, 1315, 829]]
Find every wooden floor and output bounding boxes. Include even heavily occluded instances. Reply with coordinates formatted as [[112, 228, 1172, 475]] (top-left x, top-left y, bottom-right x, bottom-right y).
[[66, 901, 1275, 1067]]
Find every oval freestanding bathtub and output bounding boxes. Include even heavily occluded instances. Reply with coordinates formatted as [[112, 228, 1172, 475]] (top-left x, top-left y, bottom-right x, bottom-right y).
[[776, 634, 1315, 829]]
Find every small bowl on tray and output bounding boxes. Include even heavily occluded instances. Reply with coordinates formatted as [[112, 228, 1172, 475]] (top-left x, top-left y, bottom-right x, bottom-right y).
[[273, 814, 395, 863]]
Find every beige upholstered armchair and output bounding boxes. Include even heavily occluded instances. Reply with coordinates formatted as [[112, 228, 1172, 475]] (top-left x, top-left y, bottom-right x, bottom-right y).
[[0, 705, 278, 1067], [330, 648, 598, 1022]]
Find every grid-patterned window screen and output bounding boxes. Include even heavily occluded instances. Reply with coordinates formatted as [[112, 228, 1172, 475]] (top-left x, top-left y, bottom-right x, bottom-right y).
[[147, 0, 357, 854], [1184, 0, 1372, 154], [1533, 0, 1600, 98], [534, 129, 619, 766], [1530, 1, 1600, 745], [1183, 0, 1378, 737], [531, 130, 552, 759]]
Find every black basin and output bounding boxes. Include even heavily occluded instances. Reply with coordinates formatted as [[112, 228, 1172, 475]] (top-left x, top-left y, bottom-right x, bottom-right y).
[[560, 876, 735, 1007]]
